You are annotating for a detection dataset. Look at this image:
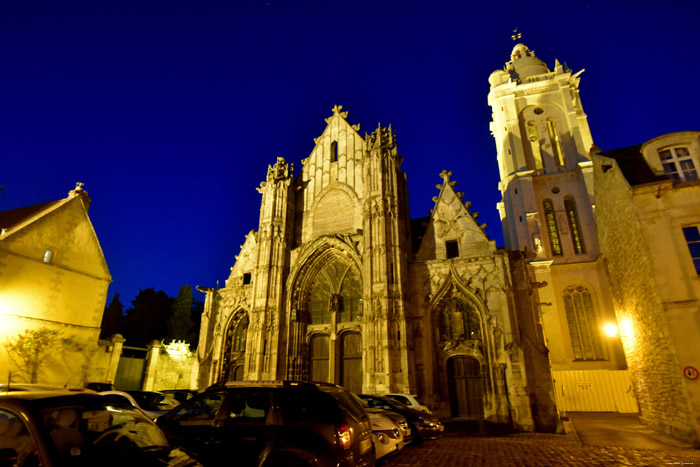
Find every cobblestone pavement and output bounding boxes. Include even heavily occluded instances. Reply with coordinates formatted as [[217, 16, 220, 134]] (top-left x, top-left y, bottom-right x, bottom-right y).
[[382, 431, 700, 467]]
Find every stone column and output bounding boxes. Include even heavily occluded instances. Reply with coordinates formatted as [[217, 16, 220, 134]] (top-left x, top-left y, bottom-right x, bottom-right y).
[[142, 341, 163, 391], [105, 334, 126, 385]]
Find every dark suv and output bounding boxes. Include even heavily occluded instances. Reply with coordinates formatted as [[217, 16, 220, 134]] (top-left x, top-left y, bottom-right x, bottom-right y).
[[156, 381, 375, 467]]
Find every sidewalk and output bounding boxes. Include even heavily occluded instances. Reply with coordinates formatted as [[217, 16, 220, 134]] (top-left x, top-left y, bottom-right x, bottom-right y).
[[383, 415, 700, 466], [567, 412, 697, 453]]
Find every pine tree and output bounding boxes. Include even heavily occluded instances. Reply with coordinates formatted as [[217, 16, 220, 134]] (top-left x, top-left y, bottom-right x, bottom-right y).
[[100, 293, 124, 339], [165, 285, 194, 344]]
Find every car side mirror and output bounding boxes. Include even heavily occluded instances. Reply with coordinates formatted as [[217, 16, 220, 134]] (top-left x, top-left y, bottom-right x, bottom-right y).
[[0, 448, 18, 467]]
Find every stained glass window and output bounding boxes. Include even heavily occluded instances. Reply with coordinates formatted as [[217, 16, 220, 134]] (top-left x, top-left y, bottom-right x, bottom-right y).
[[565, 198, 586, 254], [544, 200, 562, 256], [563, 285, 604, 360]]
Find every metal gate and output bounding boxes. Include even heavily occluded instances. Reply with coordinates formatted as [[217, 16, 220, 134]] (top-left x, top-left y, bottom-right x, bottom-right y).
[[114, 346, 147, 391], [552, 369, 638, 413]]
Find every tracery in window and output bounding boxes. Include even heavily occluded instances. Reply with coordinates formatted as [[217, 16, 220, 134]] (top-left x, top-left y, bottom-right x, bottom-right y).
[[543, 199, 562, 256], [659, 147, 698, 182], [563, 286, 604, 360], [564, 198, 586, 254], [439, 298, 481, 343], [308, 260, 361, 325]]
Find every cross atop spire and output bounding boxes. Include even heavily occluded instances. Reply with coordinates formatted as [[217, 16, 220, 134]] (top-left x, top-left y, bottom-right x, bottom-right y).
[[439, 170, 452, 183], [511, 27, 522, 41]]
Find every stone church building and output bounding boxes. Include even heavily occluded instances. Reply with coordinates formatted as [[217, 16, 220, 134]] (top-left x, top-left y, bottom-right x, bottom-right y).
[[194, 42, 700, 441], [194, 98, 557, 431]]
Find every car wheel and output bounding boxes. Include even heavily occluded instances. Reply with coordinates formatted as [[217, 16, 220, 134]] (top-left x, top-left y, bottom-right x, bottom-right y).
[[408, 423, 423, 445]]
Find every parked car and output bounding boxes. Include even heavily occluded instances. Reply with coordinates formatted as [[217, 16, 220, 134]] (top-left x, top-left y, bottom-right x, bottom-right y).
[[159, 389, 199, 404], [82, 382, 114, 392], [365, 407, 412, 445], [383, 393, 431, 414], [0, 390, 202, 466], [0, 384, 97, 394], [156, 380, 375, 466], [125, 391, 180, 416], [367, 411, 404, 461], [358, 394, 444, 443], [99, 390, 175, 419]]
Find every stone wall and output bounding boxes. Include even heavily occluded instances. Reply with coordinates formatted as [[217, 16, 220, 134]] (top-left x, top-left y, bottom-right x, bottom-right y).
[[593, 154, 699, 444]]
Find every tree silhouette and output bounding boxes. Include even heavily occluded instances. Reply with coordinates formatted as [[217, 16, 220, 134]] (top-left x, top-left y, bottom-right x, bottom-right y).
[[165, 285, 194, 344], [123, 289, 172, 347], [4, 328, 76, 383], [100, 293, 124, 339]]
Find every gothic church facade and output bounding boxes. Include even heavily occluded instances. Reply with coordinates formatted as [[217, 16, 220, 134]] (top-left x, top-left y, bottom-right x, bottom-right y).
[[194, 103, 557, 431]]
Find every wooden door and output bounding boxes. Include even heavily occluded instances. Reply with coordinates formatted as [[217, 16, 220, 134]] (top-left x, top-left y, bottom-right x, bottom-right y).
[[447, 356, 484, 418], [340, 332, 362, 393]]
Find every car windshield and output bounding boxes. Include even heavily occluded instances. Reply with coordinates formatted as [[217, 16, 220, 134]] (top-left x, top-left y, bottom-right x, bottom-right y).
[[128, 392, 179, 412], [42, 403, 169, 460]]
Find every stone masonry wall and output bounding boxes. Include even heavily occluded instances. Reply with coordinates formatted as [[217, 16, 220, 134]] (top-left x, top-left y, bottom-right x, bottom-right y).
[[593, 154, 698, 444]]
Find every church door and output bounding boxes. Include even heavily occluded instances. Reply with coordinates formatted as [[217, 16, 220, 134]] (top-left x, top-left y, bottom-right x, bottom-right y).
[[340, 332, 362, 393], [447, 356, 484, 418]]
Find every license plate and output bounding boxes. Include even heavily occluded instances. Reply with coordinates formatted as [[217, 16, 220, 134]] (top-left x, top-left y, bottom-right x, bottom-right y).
[[360, 437, 372, 454]]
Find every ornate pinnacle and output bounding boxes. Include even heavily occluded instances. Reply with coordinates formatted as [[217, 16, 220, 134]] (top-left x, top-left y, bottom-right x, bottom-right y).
[[439, 170, 452, 183]]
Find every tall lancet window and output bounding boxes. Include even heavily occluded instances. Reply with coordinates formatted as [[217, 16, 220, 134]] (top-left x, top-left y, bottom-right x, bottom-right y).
[[565, 198, 586, 254], [527, 121, 543, 170], [563, 285, 604, 360], [547, 119, 564, 168], [543, 200, 562, 256]]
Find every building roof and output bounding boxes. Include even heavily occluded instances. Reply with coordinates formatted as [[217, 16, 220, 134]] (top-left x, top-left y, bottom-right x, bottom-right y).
[[599, 144, 669, 186], [0, 200, 62, 231]]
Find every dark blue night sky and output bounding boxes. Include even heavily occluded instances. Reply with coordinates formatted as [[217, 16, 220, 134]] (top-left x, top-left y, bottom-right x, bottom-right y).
[[2, 1, 698, 305]]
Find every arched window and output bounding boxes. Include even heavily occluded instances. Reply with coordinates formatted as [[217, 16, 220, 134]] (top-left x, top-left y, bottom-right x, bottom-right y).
[[546, 118, 564, 167], [339, 268, 361, 323], [310, 334, 329, 382], [543, 200, 563, 256], [564, 198, 586, 254], [527, 121, 543, 170], [308, 260, 361, 325], [563, 285, 604, 360], [439, 298, 481, 342]]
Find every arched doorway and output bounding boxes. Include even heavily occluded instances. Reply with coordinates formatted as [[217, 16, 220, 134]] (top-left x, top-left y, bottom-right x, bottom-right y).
[[221, 312, 248, 381], [303, 257, 363, 390], [447, 356, 484, 418]]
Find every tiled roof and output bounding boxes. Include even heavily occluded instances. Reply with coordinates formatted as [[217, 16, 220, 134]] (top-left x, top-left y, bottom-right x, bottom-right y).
[[599, 144, 669, 186], [0, 200, 61, 231]]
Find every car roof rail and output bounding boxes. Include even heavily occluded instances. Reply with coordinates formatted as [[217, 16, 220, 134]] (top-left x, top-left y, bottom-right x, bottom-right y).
[[203, 380, 344, 391]]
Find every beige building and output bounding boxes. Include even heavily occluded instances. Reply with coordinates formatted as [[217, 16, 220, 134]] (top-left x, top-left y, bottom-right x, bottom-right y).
[[488, 44, 632, 414], [0, 184, 115, 386], [195, 106, 557, 431], [593, 132, 700, 444]]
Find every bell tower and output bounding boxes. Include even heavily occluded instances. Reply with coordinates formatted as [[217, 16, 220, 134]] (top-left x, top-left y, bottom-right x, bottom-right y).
[[488, 43, 626, 373]]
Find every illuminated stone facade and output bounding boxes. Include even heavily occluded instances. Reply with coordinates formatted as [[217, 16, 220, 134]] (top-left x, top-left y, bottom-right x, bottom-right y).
[[0, 184, 113, 385], [195, 106, 557, 430], [593, 132, 700, 445], [490, 44, 700, 444], [488, 44, 626, 376]]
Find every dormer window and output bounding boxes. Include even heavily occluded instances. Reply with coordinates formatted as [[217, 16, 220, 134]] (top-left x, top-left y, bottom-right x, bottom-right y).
[[659, 147, 697, 182], [243, 273, 252, 285]]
